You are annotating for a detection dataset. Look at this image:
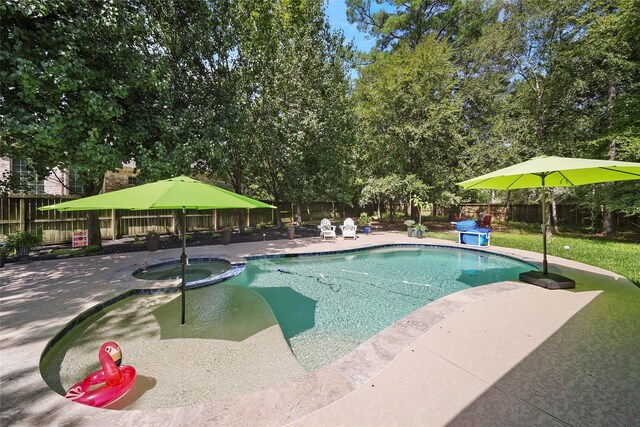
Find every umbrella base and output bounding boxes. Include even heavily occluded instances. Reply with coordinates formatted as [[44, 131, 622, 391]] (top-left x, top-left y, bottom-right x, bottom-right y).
[[519, 271, 575, 290]]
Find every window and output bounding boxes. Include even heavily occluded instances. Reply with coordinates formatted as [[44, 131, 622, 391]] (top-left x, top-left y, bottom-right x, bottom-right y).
[[128, 175, 143, 187], [11, 158, 45, 194], [67, 167, 83, 195]]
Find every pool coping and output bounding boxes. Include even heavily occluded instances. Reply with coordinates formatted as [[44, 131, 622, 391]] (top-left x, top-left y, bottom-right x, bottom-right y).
[[244, 242, 539, 269], [327, 280, 524, 389], [130, 257, 245, 288]]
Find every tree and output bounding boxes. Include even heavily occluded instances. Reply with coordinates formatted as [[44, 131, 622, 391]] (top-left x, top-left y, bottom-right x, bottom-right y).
[[544, 0, 640, 234], [239, 0, 356, 225], [133, 0, 238, 180], [1, 0, 158, 245], [131, 0, 239, 233], [359, 174, 404, 220], [354, 35, 463, 218], [346, 0, 488, 51]]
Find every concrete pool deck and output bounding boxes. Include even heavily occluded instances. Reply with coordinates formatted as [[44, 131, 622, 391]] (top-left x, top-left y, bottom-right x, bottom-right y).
[[1, 231, 639, 426]]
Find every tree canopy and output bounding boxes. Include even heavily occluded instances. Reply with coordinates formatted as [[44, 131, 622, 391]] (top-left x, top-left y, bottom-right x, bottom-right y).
[[349, 0, 639, 231], [1, 0, 638, 239]]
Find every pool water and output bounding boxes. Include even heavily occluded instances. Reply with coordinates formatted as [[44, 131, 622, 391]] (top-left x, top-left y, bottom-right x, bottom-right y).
[[41, 246, 534, 409], [133, 261, 230, 282], [226, 247, 533, 370]]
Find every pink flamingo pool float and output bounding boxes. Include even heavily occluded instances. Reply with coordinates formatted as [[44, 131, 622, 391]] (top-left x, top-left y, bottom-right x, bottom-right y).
[[65, 341, 137, 408]]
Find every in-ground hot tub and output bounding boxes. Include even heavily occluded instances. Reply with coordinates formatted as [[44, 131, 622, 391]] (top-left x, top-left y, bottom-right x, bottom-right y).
[[132, 258, 235, 287]]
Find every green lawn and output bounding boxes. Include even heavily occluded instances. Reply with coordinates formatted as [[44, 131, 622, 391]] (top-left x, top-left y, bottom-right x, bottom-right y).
[[426, 230, 640, 286]]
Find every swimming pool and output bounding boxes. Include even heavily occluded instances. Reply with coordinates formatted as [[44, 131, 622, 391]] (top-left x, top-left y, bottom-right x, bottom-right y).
[[226, 246, 533, 370], [41, 245, 534, 409]]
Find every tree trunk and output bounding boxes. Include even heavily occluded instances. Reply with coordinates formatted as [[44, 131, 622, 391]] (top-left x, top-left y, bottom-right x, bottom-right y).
[[537, 93, 545, 146], [87, 211, 102, 247], [230, 181, 246, 232], [377, 198, 382, 219], [389, 202, 394, 222], [295, 204, 302, 224], [237, 210, 246, 233], [83, 178, 103, 247], [550, 189, 559, 234], [544, 196, 552, 237], [602, 83, 618, 237], [504, 190, 511, 221], [173, 210, 183, 237], [590, 188, 598, 231], [602, 203, 615, 236], [411, 204, 419, 223], [275, 203, 283, 227]]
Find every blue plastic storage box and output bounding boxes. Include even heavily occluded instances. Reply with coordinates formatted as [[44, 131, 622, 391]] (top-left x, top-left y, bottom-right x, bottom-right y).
[[460, 228, 491, 246], [454, 220, 478, 231]]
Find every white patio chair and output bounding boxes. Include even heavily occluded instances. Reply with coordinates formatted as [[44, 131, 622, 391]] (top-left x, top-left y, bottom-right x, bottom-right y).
[[340, 218, 357, 239], [318, 218, 336, 240]]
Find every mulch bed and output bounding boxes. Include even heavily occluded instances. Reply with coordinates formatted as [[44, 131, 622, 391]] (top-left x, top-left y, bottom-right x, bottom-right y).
[[11, 225, 343, 263], [5, 219, 634, 266], [5, 221, 462, 265]]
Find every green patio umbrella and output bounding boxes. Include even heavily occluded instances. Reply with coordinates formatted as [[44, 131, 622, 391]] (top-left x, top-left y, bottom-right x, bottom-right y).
[[40, 176, 276, 324], [457, 156, 640, 289]]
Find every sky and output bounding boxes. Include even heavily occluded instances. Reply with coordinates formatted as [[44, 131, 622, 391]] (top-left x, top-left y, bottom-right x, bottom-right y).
[[324, 0, 376, 52]]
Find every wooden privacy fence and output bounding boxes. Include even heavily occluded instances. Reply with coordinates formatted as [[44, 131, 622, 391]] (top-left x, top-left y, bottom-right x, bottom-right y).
[[439, 203, 638, 227], [1, 195, 361, 244]]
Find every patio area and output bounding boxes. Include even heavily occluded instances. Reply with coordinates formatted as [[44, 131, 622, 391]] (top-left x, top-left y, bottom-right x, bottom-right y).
[[1, 232, 638, 426]]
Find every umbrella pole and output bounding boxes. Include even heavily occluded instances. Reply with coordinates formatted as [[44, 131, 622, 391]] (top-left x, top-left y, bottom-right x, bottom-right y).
[[181, 208, 187, 326], [518, 174, 575, 289], [541, 179, 548, 275]]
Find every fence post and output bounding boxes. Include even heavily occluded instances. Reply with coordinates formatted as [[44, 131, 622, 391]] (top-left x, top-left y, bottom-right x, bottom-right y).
[[111, 209, 117, 240], [19, 198, 26, 232]]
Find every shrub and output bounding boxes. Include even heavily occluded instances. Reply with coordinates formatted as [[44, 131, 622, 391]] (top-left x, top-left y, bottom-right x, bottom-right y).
[[358, 212, 372, 225], [85, 245, 101, 253], [380, 212, 406, 222], [5, 231, 42, 253]]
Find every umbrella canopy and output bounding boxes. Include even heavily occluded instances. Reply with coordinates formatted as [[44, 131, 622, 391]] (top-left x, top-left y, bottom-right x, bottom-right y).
[[456, 156, 640, 289], [39, 176, 275, 211], [457, 156, 640, 190], [39, 176, 276, 325]]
